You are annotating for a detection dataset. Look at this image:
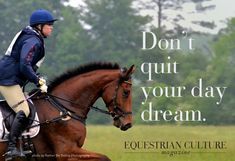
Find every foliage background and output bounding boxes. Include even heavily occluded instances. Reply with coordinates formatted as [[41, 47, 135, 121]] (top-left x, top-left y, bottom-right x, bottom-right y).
[[0, 0, 234, 125]]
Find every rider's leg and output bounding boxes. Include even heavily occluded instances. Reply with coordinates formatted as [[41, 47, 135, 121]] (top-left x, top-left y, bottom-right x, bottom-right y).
[[7, 111, 28, 156], [0, 85, 30, 116], [0, 85, 30, 157]]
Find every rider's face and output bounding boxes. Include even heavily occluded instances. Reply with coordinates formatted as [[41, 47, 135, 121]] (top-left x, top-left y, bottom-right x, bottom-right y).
[[42, 24, 53, 37]]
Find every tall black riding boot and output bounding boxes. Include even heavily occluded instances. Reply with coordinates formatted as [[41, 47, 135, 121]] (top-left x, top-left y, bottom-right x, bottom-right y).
[[5, 110, 28, 158]]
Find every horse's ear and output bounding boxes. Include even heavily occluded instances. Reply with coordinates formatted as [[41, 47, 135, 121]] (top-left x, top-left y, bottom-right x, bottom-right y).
[[125, 65, 135, 78]]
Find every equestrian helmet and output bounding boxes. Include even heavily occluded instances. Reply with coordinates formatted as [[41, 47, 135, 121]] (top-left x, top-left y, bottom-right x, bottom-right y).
[[30, 9, 57, 26]]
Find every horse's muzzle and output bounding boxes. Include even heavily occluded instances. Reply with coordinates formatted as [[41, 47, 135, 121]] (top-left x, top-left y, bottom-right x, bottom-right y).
[[113, 120, 132, 131], [120, 123, 132, 131], [113, 115, 132, 131]]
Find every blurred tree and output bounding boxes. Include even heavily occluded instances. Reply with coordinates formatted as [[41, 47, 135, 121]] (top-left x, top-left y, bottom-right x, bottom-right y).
[[173, 18, 235, 125], [205, 18, 235, 124], [81, 0, 150, 66], [135, 0, 216, 37], [42, 6, 91, 78]]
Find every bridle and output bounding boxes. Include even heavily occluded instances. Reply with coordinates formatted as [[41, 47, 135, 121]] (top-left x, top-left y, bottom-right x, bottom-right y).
[[104, 77, 133, 120]]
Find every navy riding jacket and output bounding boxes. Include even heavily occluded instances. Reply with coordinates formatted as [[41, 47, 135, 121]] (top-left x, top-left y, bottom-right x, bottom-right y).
[[0, 27, 45, 86]]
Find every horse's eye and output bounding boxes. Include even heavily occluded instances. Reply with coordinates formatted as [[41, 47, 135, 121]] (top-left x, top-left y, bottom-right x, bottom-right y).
[[123, 90, 130, 98]]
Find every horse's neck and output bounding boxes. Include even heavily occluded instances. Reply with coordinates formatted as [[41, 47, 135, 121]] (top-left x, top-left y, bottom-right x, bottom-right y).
[[76, 70, 119, 104], [51, 70, 119, 116]]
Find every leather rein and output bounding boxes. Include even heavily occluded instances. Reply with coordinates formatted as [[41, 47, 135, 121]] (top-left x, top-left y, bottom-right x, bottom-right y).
[[29, 78, 132, 127]]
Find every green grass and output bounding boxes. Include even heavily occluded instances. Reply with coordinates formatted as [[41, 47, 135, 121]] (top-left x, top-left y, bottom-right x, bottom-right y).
[[84, 125, 235, 161]]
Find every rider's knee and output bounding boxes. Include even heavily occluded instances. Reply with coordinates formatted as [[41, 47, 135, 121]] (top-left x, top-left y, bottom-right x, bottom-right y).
[[23, 108, 30, 117], [17, 102, 30, 117]]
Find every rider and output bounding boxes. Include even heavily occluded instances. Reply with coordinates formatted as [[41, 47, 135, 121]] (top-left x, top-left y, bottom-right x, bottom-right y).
[[0, 9, 57, 157]]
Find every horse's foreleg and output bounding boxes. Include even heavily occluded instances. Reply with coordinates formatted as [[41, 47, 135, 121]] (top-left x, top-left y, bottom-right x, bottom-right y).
[[55, 147, 111, 161]]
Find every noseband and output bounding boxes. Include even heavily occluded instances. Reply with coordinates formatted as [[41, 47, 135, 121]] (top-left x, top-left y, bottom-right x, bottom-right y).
[[106, 78, 133, 119]]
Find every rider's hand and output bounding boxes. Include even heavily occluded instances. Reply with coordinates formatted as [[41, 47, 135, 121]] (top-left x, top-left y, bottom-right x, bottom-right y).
[[39, 77, 46, 86], [40, 84, 48, 93], [38, 77, 48, 93]]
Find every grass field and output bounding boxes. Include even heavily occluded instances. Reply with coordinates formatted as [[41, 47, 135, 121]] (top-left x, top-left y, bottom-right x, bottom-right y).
[[84, 125, 235, 161]]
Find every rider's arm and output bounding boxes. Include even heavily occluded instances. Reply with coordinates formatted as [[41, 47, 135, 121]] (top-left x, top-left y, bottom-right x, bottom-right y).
[[19, 37, 42, 85]]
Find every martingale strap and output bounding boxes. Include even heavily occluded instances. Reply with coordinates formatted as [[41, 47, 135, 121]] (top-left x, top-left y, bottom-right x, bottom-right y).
[[47, 96, 86, 124], [45, 93, 114, 116], [28, 94, 87, 129]]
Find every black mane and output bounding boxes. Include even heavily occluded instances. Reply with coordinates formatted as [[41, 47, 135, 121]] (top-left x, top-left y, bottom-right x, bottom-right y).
[[48, 62, 120, 91]]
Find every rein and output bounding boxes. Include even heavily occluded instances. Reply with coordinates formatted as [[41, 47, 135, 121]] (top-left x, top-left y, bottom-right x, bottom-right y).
[[28, 70, 133, 127], [29, 78, 133, 127], [45, 79, 133, 119]]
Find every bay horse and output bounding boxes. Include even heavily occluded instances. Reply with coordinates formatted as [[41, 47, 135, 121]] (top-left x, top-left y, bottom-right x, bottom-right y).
[[0, 62, 135, 161]]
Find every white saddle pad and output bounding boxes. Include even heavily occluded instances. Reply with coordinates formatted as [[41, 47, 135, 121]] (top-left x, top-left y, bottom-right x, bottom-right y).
[[0, 110, 40, 142]]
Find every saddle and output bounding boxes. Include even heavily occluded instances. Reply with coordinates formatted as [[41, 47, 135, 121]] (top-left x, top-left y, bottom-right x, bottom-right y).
[[0, 99, 40, 141]]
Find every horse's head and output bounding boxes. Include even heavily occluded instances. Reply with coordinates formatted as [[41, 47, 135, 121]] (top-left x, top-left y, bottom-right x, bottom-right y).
[[102, 65, 135, 131]]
